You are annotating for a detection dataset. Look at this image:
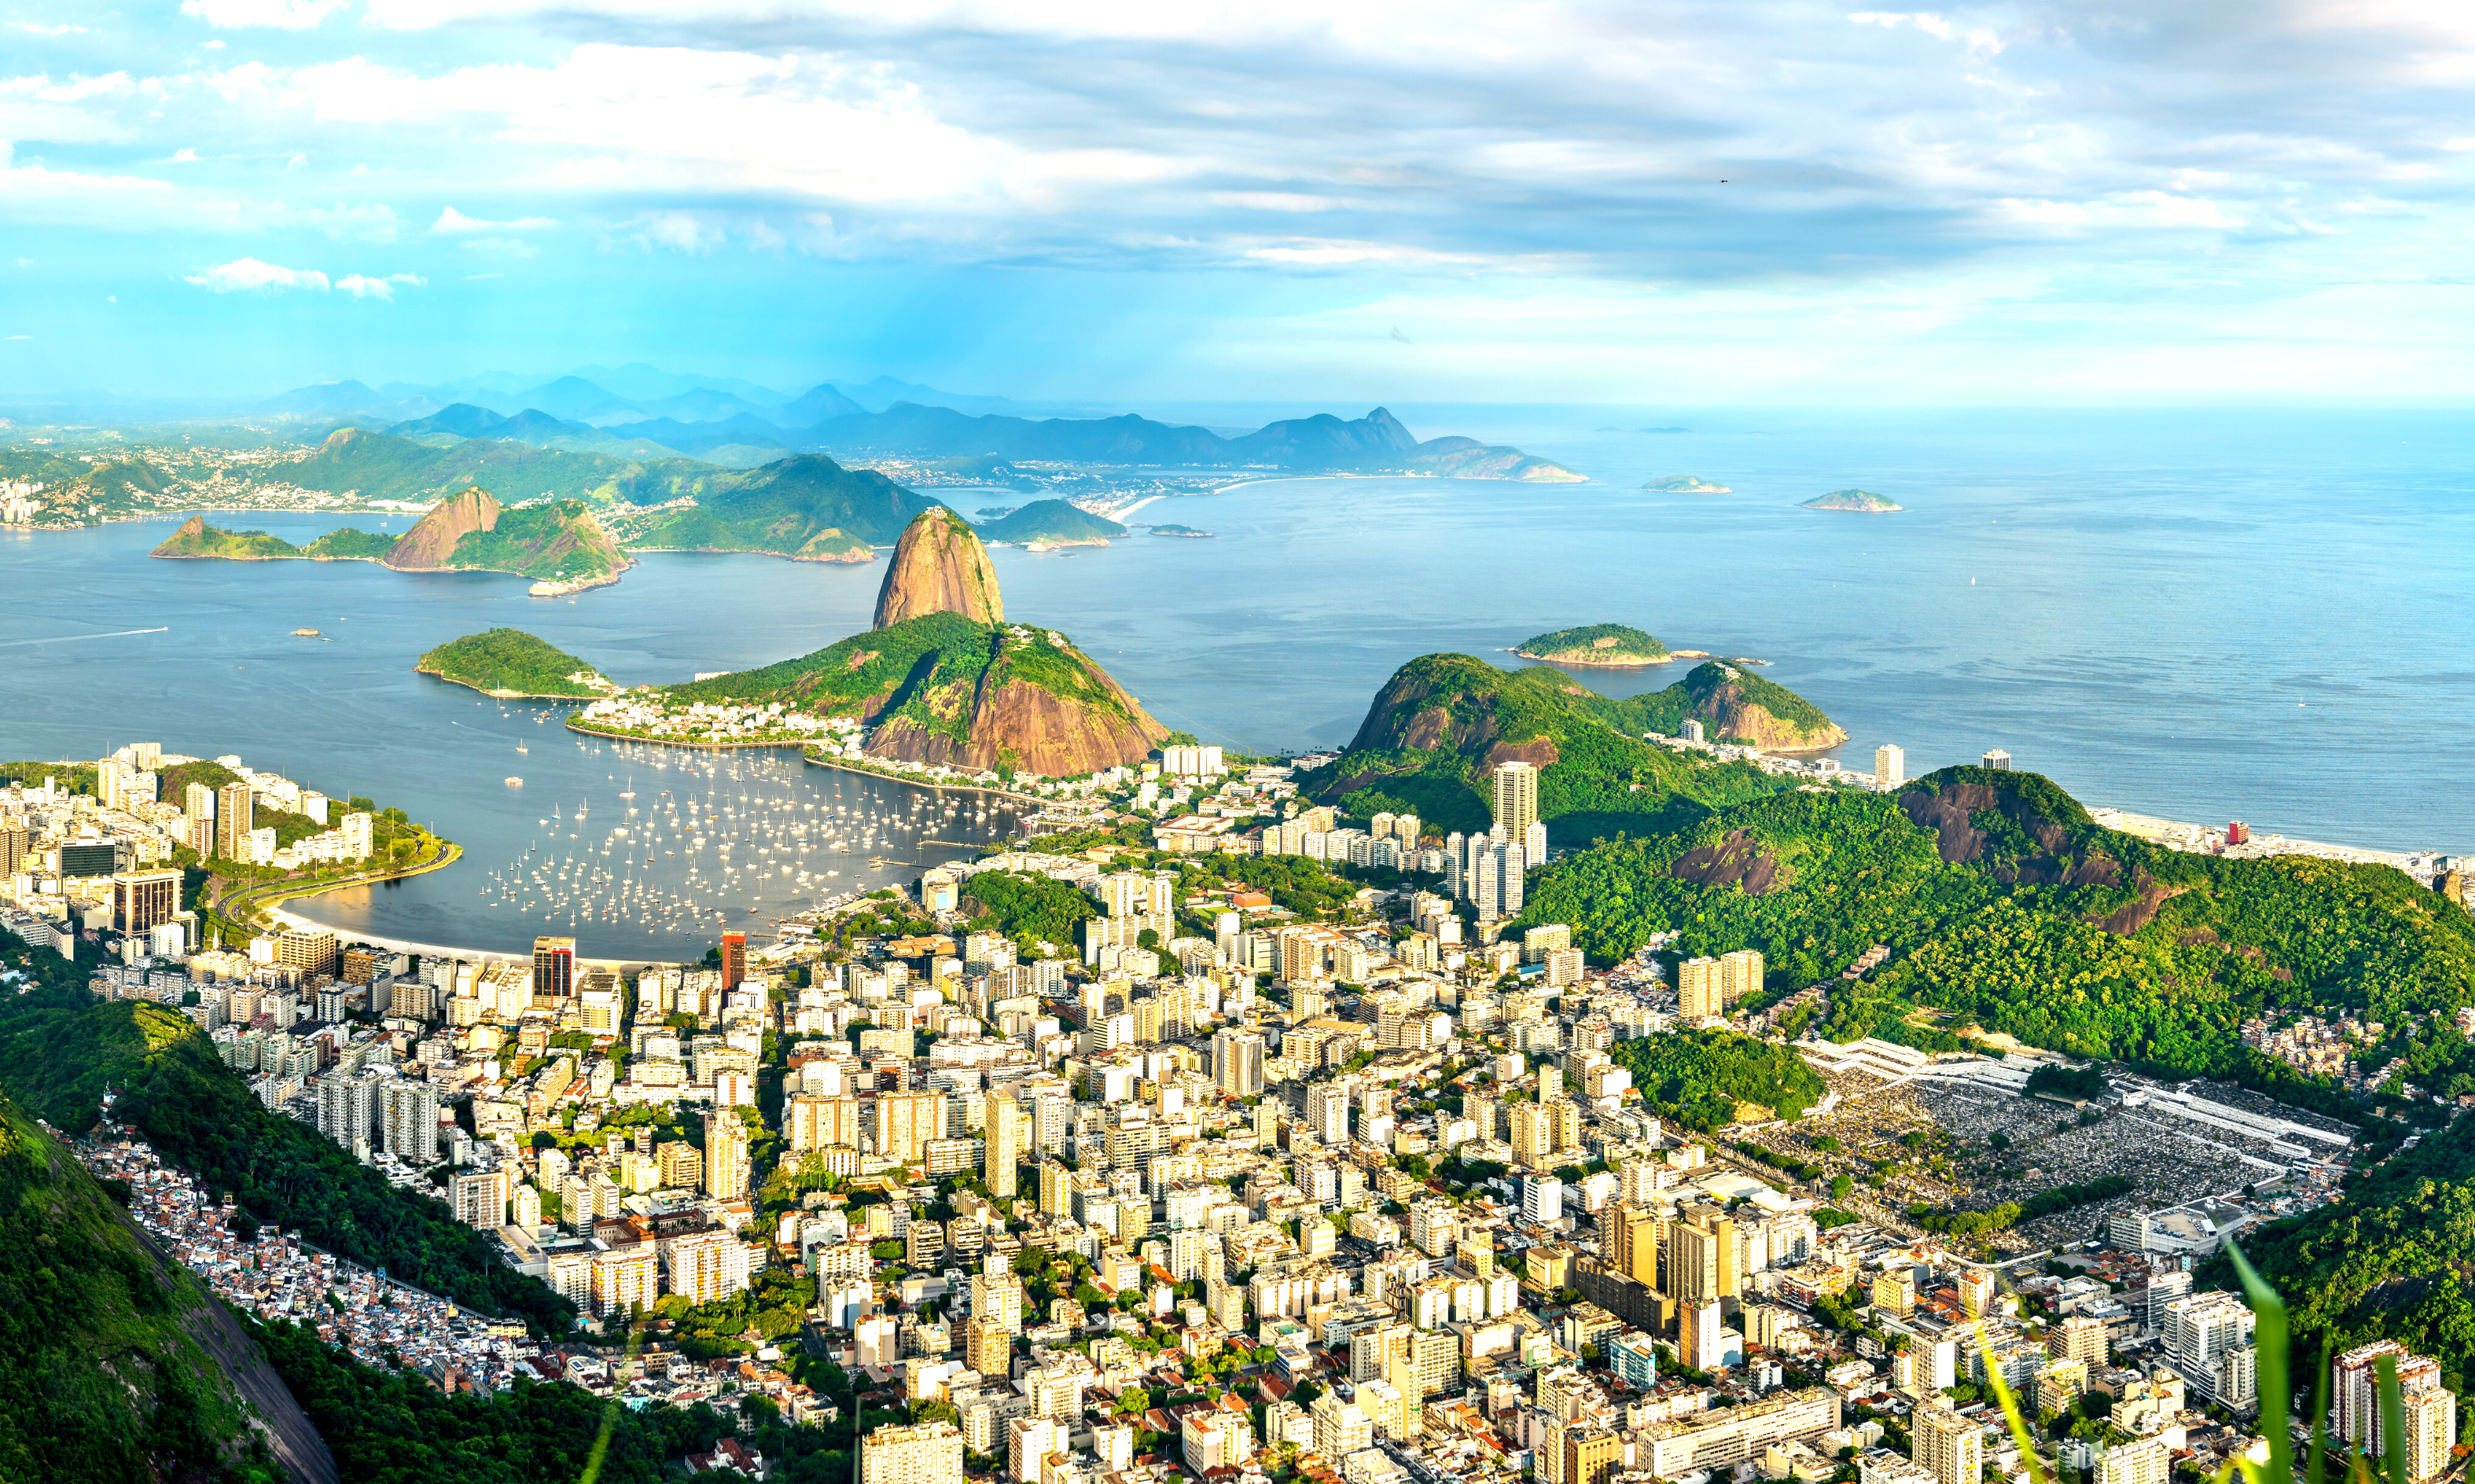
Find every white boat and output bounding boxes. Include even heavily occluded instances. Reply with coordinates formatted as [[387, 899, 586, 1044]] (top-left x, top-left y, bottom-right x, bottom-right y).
[[506, 777, 523, 786]]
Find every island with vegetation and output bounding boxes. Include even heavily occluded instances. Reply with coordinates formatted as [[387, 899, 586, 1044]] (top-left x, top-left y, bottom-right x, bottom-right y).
[[1148, 523, 1212, 538], [973, 498, 1127, 549], [1801, 487, 1902, 512], [417, 628, 615, 698], [1515, 623, 1673, 667], [1644, 475, 1732, 493], [152, 488, 634, 591]]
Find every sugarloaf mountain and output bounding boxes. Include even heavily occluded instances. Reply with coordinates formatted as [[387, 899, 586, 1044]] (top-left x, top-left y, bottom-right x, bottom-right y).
[[665, 507, 1168, 777]]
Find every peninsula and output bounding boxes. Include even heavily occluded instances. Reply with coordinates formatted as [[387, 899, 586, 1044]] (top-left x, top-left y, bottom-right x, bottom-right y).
[[1515, 623, 1672, 667], [973, 498, 1127, 549], [417, 628, 616, 698], [1801, 487, 1902, 512]]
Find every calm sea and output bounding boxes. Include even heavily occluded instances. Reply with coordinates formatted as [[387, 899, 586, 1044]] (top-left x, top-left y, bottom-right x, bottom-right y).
[[2, 405, 2468, 954]]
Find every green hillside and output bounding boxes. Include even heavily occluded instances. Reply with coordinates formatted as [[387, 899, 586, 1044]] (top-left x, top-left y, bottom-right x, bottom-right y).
[[441, 499, 628, 583], [1315, 653, 1792, 840], [975, 499, 1126, 545], [1516, 766, 2475, 1079], [300, 527, 395, 560], [0, 987, 571, 1335], [418, 629, 611, 697], [2223, 1111, 2475, 1397], [151, 520, 303, 560], [290, 426, 682, 506], [1516, 623, 1671, 664], [1610, 659, 1847, 749], [0, 1090, 274, 1484], [626, 454, 937, 558]]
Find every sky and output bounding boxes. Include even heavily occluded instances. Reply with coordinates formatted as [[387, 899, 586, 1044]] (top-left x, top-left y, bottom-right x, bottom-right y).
[[3, 1, 2474, 406]]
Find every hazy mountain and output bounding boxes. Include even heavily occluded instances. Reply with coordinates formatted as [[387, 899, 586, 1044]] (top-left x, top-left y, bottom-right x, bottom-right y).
[[796, 402, 1563, 473], [598, 412, 797, 458], [256, 380, 390, 415], [772, 381, 871, 426], [561, 362, 791, 406], [829, 376, 1024, 416], [384, 402, 686, 459]]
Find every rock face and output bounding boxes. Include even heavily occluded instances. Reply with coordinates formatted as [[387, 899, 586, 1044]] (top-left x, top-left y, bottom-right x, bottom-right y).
[[863, 632, 1169, 777], [874, 507, 1003, 628], [1671, 661, 1848, 751], [383, 487, 499, 570]]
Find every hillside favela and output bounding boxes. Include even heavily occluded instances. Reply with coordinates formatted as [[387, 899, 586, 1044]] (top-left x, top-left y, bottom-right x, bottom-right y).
[[5, 6, 2474, 1484]]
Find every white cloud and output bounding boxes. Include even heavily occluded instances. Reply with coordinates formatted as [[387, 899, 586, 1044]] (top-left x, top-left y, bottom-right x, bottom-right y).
[[184, 256, 329, 292], [1848, 11, 1954, 40], [431, 204, 555, 233], [11, 22, 87, 35], [179, 0, 348, 28], [336, 270, 424, 297]]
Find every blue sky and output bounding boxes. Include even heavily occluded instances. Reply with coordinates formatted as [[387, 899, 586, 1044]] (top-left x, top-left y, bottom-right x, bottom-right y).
[[3, 0, 2473, 404]]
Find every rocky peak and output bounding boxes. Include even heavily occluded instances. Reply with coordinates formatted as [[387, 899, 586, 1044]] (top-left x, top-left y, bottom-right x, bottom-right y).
[[873, 506, 1004, 629], [382, 487, 500, 571]]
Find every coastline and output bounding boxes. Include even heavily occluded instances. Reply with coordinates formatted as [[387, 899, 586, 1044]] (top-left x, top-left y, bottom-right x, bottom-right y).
[[564, 717, 809, 751], [800, 748, 1045, 808], [1513, 648, 1674, 669], [414, 666, 601, 702]]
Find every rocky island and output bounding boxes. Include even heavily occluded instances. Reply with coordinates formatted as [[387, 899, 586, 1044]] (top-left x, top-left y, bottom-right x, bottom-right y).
[[417, 628, 616, 698], [1643, 475, 1732, 493], [1801, 487, 1902, 512], [1515, 623, 1673, 667], [641, 508, 1167, 777], [151, 488, 634, 592]]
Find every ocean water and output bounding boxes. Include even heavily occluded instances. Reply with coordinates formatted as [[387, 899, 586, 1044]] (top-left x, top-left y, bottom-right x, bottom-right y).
[[2, 405, 2469, 957]]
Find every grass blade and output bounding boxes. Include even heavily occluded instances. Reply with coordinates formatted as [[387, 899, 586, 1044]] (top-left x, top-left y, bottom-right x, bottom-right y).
[[1977, 1325, 2050, 1484], [2307, 1335, 2331, 1484], [2226, 1241, 2293, 1484], [2377, 1354, 2407, 1484]]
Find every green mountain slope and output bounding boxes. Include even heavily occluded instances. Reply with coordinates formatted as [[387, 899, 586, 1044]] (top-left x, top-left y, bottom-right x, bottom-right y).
[[418, 629, 611, 697], [1517, 765, 2475, 1078], [2222, 1111, 2475, 1398], [1316, 653, 1793, 840], [974, 499, 1126, 545], [1609, 660, 1848, 750], [151, 516, 305, 560], [0, 1089, 296, 1484], [0, 990, 571, 1335], [625, 454, 938, 559], [664, 611, 1167, 777], [1515, 623, 1671, 666]]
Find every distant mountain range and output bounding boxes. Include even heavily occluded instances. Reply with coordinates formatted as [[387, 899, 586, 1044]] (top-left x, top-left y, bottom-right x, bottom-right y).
[[252, 366, 1036, 432], [366, 399, 1582, 479]]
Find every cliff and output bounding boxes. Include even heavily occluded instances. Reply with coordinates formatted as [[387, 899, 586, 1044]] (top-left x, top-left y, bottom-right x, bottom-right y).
[[1516, 623, 1671, 667], [383, 490, 631, 585], [381, 487, 498, 570], [1614, 660, 1849, 751], [0, 1089, 336, 1484], [874, 507, 1004, 627]]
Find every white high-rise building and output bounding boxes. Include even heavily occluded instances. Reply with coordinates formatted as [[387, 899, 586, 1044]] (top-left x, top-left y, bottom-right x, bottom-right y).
[[380, 1078, 439, 1163], [1875, 744, 1906, 788]]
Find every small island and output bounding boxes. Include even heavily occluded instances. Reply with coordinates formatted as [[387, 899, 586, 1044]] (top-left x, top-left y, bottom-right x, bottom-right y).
[[151, 515, 399, 562], [1515, 623, 1672, 667], [1643, 475, 1731, 493], [417, 628, 616, 698], [1801, 488, 1902, 512], [974, 498, 1127, 549], [1148, 524, 1213, 538], [152, 491, 634, 589]]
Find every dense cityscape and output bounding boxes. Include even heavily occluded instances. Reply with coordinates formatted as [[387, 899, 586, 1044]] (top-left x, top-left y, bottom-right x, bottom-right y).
[[7, 730, 2465, 1484]]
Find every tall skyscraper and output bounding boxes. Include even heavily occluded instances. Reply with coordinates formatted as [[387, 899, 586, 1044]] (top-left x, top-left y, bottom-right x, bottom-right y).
[[183, 781, 216, 834], [719, 931, 747, 990], [1718, 949, 1763, 1005], [533, 936, 576, 1000], [1875, 744, 1905, 789], [877, 1088, 942, 1165], [704, 1108, 750, 1197], [984, 1093, 1024, 1199], [1913, 1403, 1981, 1484], [1491, 761, 1539, 840], [215, 781, 254, 861], [380, 1078, 439, 1163], [112, 869, 181, 934], [1212, 1028, 1263, 1095]]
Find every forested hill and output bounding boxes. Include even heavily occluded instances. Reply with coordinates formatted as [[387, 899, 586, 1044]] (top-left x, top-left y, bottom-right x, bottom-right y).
[[1515, 766, 2475, 1088], [0, 968, 572, 1335], [1312, 653, 1844, 841], [2223, 1110, 2475, 1401]]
